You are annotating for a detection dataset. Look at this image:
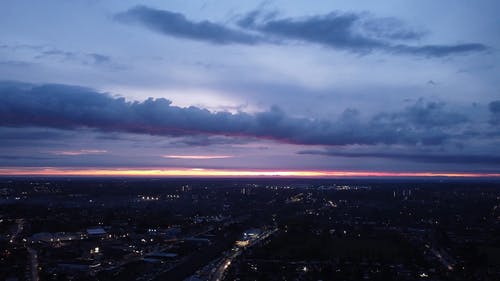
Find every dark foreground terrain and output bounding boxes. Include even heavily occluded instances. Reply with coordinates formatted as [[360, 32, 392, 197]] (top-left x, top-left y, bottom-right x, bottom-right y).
[[0, 177, 499, 280]]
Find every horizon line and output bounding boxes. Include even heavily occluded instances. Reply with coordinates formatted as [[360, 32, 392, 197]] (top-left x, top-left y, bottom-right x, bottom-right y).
[[0, 167, 499, 178]]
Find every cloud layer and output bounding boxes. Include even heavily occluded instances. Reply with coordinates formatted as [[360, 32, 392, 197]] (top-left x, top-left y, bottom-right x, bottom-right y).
[[115, 6, 488, 57], [115, 6, 261, 44], [0, 82, 496, 148], [297, 150, 500, 165]]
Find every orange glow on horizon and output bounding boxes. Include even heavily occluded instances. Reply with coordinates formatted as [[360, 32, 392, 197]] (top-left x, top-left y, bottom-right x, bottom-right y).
[[0, 167, 499, 178]]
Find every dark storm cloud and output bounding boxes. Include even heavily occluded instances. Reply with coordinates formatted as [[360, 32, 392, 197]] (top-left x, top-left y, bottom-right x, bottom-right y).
[[297, 150, 500, 165], [239, 11, 488, 57], [0, 82, 486, 147], [115, 6, 487, 57], [238, 11, 384, 52], [373, 99, 468, 128], [390, 43, 488, 57], [359, 17, 425, 41], [114, 5, 261, 44]]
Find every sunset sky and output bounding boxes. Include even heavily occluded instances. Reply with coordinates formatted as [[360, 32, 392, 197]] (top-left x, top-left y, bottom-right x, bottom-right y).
[[1, 0, 499, 177]]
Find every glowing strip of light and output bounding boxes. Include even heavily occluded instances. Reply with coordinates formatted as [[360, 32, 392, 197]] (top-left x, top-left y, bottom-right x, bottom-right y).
[[0, 167, 499, 178], [162, 155, 232, 159]]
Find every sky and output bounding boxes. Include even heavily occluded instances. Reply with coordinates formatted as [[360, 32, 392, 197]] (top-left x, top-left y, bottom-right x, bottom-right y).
[[0, 0, 499, 177]]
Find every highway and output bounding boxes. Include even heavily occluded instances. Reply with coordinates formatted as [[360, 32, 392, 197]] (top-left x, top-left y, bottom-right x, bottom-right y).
[[27, 246, 39, 281], [209, 228, 278, 281]]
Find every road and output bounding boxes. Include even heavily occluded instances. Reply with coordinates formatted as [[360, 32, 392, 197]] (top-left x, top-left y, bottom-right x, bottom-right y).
[[27, 246, 39, 281], [12, 218, 39, 281], [429, 247, 455, 270], [209, 228, 278, 281], [11, 218, 25, 242]]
